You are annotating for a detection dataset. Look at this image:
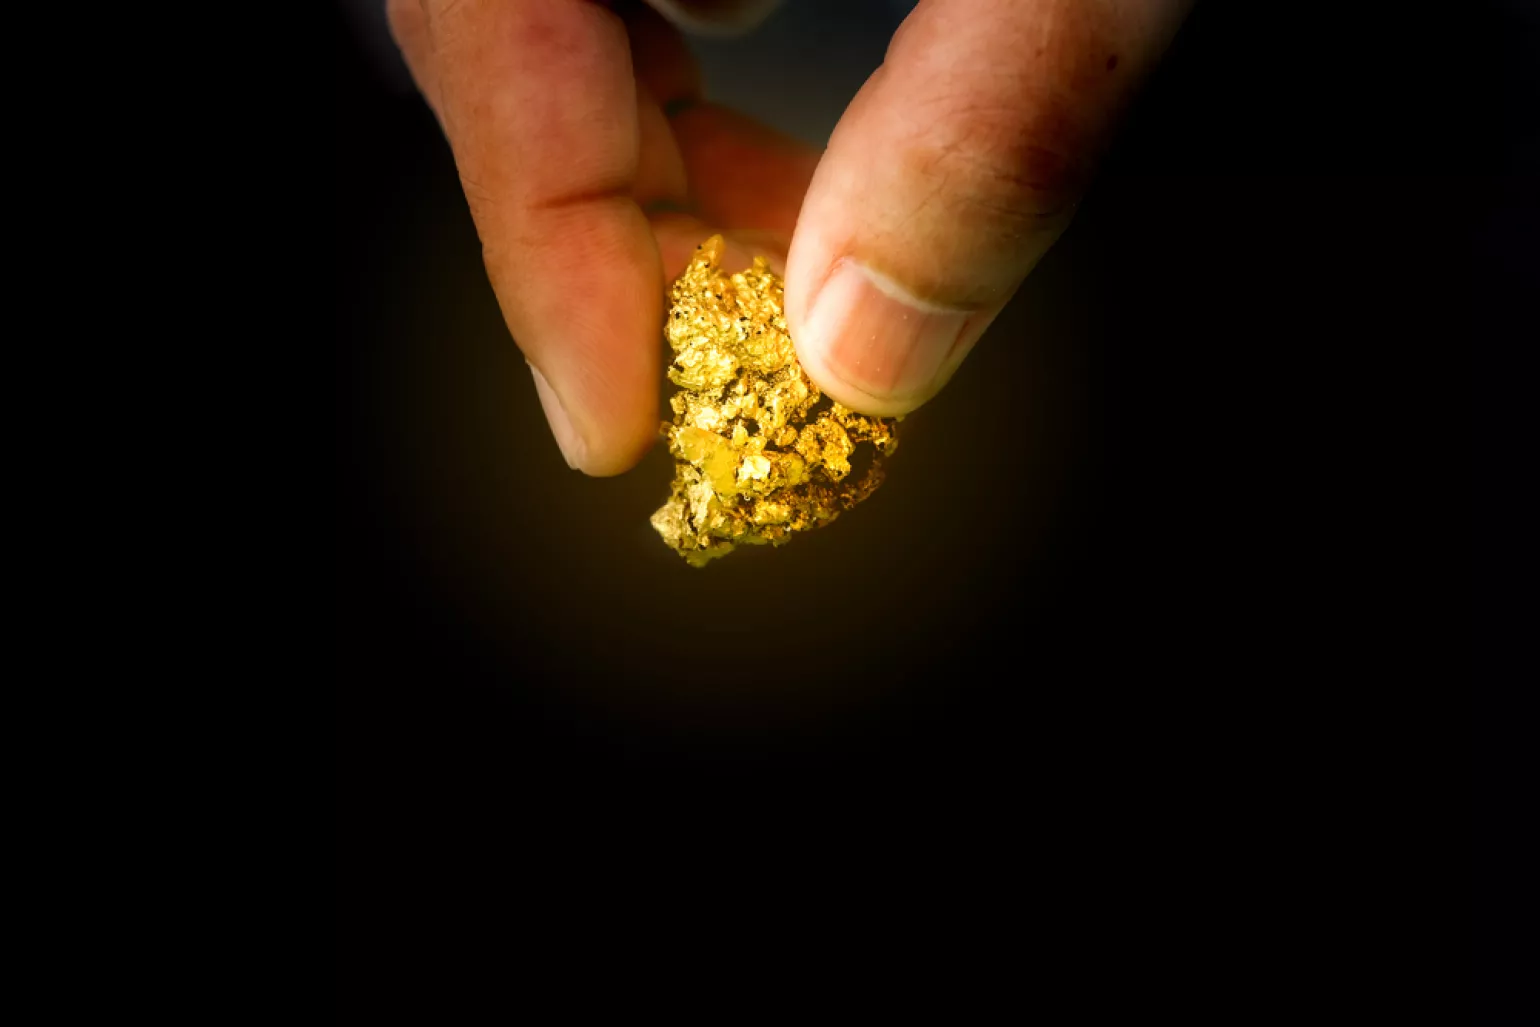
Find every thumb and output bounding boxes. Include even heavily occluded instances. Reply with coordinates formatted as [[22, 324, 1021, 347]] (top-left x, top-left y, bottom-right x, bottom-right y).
[[785, 0, 1191, 416]]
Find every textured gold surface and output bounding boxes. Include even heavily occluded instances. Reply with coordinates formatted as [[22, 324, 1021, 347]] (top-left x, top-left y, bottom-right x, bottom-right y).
[[651, 236, 900, 566]]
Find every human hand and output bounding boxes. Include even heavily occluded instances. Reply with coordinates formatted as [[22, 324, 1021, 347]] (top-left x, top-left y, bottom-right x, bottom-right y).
[[388, 0, 1191, 474]]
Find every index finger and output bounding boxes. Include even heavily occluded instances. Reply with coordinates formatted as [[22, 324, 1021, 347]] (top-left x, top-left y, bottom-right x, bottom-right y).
[[424, 0, 662, 475]]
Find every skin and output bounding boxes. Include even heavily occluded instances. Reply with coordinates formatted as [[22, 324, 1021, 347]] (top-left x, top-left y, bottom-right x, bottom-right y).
[[387, 0, 1193, 474]]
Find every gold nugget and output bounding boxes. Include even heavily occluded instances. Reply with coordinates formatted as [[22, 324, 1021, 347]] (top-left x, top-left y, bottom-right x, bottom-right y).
[[651, 236, 899, 566]]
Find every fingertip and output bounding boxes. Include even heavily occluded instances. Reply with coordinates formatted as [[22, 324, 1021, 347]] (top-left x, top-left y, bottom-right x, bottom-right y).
[[532, 358, 660, 476], [785, 0, 1190, 416], [489, 200, 664, 478], [789, 255, 985, 418], [792, 323, 925, 419], [529, 344, 661, 477]]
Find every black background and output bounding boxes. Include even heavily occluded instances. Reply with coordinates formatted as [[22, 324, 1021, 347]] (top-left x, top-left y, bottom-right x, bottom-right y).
[[336, 1, 1530, 1016]]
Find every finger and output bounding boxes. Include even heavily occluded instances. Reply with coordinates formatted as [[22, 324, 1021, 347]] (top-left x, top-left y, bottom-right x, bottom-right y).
[[784, 0, 1192, 416], [620, 0, 703, 111], [385, 0, 441, 119], [400, 1, 688, 211], [623, 3, 812, 239], [621, 3, 813, 246], [635, 84, 691, 210], [423, 0, 662, 476], [671, 103, 820, 237]]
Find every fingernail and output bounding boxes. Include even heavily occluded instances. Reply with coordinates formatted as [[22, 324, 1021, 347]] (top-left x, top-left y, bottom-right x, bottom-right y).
[[797, 259, 973, 409], [529, 363, 585, 470]]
